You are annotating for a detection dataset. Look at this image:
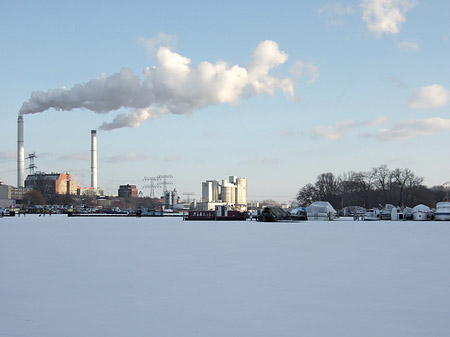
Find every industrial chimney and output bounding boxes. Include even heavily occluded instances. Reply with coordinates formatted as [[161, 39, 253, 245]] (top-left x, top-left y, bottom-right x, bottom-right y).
[[91, 130, 98, 189], [17, 115, 25, 187]]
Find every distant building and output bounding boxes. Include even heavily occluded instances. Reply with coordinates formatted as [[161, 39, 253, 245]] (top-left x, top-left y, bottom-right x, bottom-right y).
[[164, 188, 179, 208], [25, 172, 78, 196], [0, 182, 13, 208], [235, 177, 247, 206], [202, 180, 220, 202], [118, 184, 138, 198], [200, 175, 247, 210], [77, 187, 105, 197], [196, 201, 227, 211], [221, 180, 236, 204], [11, 186, 32, 203], [1, 180, 33, 206]]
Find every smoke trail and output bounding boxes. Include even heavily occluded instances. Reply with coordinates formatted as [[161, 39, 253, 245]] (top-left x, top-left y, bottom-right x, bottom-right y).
[[20, 40, 300, 130]]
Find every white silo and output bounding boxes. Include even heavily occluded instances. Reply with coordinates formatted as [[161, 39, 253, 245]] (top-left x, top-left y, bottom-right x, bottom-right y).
[[236, 177, 247, 206], [222, 180, 236, 204]]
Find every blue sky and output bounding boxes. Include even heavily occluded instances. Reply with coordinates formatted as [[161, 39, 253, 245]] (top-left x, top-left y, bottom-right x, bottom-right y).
[[1, 0, 449, 202]]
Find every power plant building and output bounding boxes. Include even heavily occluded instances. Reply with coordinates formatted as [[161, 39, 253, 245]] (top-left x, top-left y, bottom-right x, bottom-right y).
[[164, 188, 179, 208], [202, 180, 220, 202], [25, 172, 78, 196], [200, 175, 247, 210]]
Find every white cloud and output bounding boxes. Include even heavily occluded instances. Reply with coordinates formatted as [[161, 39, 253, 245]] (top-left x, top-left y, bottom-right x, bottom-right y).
[[319, 2, 355, 26], [163, 155, 181, 162], [319, 3, 355, 16], [138, 33, 176, 54], [311, 120, 355, 140], [406, 84, 450, 109], [0, 151, 16, 161], [247, 40, 295, 98], [277, 128, 294, 137], [58, 153, 90, 161], [310, 116, 387, 140], [361, 0, 417, 37], [377, 117, 450, 141], [289, 60, 320, 85], [307, 63, 320, 84], [366, 115, 388, 125], [398, 39, 419, 50], [105, 152, 148, 163], [290, 60, 304, 78], [241, 157, 280, 165], [381, 73, 408, 89]]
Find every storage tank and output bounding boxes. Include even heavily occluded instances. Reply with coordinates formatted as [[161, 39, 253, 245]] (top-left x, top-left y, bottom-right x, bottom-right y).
[[236, 177, 247, 205]]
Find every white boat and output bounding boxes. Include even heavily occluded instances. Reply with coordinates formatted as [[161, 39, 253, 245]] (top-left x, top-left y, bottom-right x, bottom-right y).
[[305, 201, 337, 221], [402, 207, 413, 220], [363, 208, 380, 221], [412, 204, 431, 221], [289, 207, 307, 220], [379, 204, 396, 220], [434, 202, 450, 221]]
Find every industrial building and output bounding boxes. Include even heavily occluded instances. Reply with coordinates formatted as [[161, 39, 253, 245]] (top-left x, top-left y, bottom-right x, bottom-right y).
[[118, 184, 138, 198], [25, 172, 78, 196], [200, 176, 247, 210], [202, 180, 220, 202], [0, 181, 14, 208], [164, 188, 180, 208]]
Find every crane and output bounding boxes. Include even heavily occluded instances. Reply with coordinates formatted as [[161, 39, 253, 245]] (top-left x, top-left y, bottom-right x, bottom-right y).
[[182, 192, 195, 203]]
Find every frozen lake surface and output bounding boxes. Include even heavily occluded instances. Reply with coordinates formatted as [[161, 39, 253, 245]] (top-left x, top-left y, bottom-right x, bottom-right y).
[[1, 215, 450, 337]]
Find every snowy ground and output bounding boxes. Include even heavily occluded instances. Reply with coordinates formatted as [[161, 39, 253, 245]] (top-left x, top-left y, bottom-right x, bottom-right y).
[[1, 215, 449, 337]]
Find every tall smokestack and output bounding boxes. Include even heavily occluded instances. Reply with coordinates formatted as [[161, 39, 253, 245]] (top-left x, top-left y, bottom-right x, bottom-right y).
[[17, 115, 25, 187], [91, 130, 98, 189]]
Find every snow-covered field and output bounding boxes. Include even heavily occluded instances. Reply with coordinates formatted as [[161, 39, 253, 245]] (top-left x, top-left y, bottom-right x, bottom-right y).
[[1, 215, 449, 337]]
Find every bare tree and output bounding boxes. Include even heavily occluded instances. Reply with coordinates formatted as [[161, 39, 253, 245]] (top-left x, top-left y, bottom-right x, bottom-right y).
[[371, 165, 393, 204], [315, 172, 339, 202], [296, 183, 318, 206], [23, 191, 46, 206], [296, 164, 427, 210]]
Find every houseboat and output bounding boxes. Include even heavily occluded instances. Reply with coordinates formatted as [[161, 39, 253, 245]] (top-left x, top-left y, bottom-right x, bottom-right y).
[[434, 202, 450, 221]]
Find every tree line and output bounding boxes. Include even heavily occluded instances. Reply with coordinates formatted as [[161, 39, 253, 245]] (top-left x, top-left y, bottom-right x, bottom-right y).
[[296, 165, 449, 210]]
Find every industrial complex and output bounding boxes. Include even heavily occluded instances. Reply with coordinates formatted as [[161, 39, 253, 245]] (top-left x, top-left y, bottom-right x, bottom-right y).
[[0, 117, 248, 213]]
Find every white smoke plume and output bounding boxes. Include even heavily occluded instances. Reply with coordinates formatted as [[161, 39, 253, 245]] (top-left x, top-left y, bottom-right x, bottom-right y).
[[99, 108, 159, 131], [20, 40, 299, 130]]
